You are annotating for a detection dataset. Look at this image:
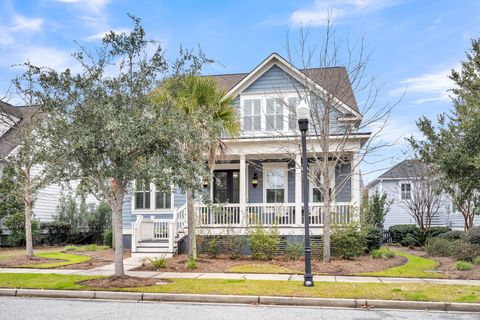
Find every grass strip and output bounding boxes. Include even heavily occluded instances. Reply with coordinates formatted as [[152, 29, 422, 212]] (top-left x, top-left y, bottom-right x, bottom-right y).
[[19, 252, 91, 269], [0, 273, 479, 303], [359, 251, 443, 278], [228, 264, 296, 274]]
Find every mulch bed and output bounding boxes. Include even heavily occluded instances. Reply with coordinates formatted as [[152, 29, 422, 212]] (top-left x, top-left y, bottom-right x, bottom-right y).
[[0, 249, 130, 270], [132, 254, 406, 275], [79, 276, 165, 288]]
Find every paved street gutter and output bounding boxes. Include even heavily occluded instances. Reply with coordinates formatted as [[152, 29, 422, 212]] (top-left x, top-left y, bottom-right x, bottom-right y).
[[0, 288, 479, 312]]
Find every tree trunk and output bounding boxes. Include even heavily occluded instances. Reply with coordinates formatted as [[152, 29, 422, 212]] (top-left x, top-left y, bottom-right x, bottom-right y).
[[323, 173, 331, 262], [111, 179, 125, 277], [187, 189, 197, 260], [22, 167, 33, 258]]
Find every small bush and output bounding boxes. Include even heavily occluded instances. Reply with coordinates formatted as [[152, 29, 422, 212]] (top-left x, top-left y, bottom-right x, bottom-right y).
[[331, 224, 366, 259], [4, 212, 40, 246], [102, 228, 113, 248], [363, 225, 383, 252], [425, 238, 454, 257], [474, 256, 480, 265], [284, 243, 303, 261], [389, 224, 419, 245], [455, 261, 472, 271], [451, 240, 480, 262], [149, 256, 167, 269], [437, 230, 465, 241], [83, 244, 98, 251], [466, 226, 480, 245], [224, 234, 244, 259], [186, 257, 197, 270], [371, 247, 396, 259], [428, 226, 451, 238], [207, 238, 220, 258], [64, 245, 79, 251], [248, 225, 281, 260]]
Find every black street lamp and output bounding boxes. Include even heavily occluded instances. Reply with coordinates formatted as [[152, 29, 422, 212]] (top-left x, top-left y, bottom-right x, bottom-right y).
[[297, 99, 314, 287]]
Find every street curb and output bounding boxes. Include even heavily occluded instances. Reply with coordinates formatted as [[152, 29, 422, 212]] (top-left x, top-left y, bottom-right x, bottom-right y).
[[1, 288, 479, 312]]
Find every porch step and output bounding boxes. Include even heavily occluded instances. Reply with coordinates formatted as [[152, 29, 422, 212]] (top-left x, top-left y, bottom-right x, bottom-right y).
[[131, 252, 174, 259], [138, 240, 169, 247], [135, 246, 175, 253]]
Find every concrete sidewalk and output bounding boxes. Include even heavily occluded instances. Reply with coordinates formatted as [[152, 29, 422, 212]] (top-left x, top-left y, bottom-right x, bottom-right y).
[[0, 258, 478, 285]]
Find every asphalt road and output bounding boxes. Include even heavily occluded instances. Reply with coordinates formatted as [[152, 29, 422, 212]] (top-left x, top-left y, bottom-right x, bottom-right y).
[[0, 297, 479, 320]]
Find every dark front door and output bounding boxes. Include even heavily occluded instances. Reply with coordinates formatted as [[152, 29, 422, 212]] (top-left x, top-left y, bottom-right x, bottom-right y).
[[213, 170, 239, 203]]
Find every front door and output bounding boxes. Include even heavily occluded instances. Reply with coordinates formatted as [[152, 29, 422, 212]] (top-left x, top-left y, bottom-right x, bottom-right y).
[[213, 170, 239, 203]]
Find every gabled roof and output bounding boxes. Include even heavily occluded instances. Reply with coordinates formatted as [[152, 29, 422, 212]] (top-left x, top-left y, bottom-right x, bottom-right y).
[[369, 160, 430, 185], [205, 53, 360, 115], [0, 101, 37, 159]]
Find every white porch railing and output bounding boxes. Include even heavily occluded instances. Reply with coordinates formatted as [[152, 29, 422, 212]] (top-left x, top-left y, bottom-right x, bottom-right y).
[[246, 203, 296, 226], [308, 202, 352, 225], [196, 204, 241, 226]]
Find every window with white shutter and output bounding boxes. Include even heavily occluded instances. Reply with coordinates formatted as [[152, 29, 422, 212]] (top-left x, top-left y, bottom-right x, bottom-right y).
[[243, 99, 261, 131], [266, 98, 284, 131]]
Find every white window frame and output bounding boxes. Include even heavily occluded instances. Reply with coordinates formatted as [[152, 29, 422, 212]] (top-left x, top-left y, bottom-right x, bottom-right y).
[[242, 98, 262, 132], [309, 164, 336, 203], [155, 187, 174, 211], [239, 92, 301, 135], [399, 181, 412, 201], [262, 162, 288, 203], [132, 180, 174, 213]]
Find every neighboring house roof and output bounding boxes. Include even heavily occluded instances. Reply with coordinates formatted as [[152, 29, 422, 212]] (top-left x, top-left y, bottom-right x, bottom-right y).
[[205, 53, 359, 115], [367, 159, 431, 188], [0, 101, 37, 159]]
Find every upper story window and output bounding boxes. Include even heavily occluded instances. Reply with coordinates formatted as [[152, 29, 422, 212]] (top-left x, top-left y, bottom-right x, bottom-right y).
[[135, 180, 151, 209], [243, 99, 261, 132], [266, 98, 284, 131], [400, 183, 412, 200], [288, 97, 299, 131], [155, 185, 172, 209]]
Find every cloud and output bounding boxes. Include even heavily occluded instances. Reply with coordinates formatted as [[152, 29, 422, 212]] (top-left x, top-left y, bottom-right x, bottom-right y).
[[390, 68, 455, 104], [54, 0, 110, 14], [85, 28, 131, 41], [0, 15, 43, 45], [290, 0, 401, 26]]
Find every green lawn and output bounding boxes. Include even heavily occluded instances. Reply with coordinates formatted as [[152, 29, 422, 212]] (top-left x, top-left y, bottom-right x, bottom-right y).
[[0, 273, 479, 303], [359, 251, 443, 278], [19, 252, 91, 269], [228, 264, 296, 274]]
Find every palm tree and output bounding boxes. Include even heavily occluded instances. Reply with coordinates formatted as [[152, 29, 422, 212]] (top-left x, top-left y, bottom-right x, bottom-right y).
[[153, 75, 239, 260]]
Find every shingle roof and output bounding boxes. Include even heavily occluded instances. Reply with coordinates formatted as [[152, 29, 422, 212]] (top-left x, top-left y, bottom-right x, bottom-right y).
[[0, 101, 38, 159], [204, 66, 359, 113], [376, 159, 430, 180]]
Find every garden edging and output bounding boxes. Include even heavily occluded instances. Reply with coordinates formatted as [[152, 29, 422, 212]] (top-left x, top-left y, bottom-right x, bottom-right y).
[[0, 288, 479, 312]]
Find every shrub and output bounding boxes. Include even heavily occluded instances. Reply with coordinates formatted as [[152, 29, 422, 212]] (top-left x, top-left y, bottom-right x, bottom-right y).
[[186, 257, 197, 270], [224, 232, 244, 259], [64, 245, 79, 251], [311, 239, 323, 260], [474, 256, 480, 265], [41, 221, 72, 245], [363, 225, 383, 252], [466, 226, 480, 245], [427, 226, 451, 238], [207, 238, 220, 258], [83, 244, 99, 251], [4, 212, 40, 246], [149, 256, 167, 269], [389, 224, 419, 245], [284, 243, 303, 261], [248, 225, 281, 260], [455, 261, 472, 271], [86, 202, 111, 244], [102, 228, 113, 248], [451, 240, 480, 262], [371, 247, 396, 259], [331, 224, 366, 259], [437, 230, 465, 241], [425, 237, 454, 257]]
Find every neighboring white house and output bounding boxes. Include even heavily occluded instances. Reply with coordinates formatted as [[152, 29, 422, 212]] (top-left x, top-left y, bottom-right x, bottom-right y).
[[125, 53, 370, 257], [367, 159, 472, 230]]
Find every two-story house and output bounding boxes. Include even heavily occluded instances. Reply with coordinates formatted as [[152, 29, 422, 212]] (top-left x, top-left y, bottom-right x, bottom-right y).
[[124, 53, 371, 257]]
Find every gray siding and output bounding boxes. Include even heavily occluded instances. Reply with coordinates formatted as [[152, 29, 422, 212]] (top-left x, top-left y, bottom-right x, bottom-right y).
[[122, 188, 135, 229], [248, 161, 263, 203], [288, 161, 295, 203], [174, 187, 186, 208], [336, 163, 351, 202], [243, 64, 304, 93]]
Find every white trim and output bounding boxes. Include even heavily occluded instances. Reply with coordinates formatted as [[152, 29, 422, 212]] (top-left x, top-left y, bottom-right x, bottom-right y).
[[262, 162, 289, 203], [131, 180, 175, 214], [398, 181, 412, 201], [225, 53, 361, 119]]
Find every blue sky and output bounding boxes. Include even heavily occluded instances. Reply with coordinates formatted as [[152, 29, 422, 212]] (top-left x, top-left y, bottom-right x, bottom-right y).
[[1, 0, 479, 183]]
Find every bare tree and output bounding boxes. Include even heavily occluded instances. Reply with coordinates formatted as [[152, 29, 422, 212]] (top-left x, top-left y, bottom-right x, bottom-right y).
[[397, 160, 446, 233], [278, 19, 397, 262]]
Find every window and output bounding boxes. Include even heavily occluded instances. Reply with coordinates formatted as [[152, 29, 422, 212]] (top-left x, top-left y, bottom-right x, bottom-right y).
[[266, 98, 284, 131], [135, 180, 151, 209], [310, 164, 335, 203], [264, 166, 286, 203], [288, 97, 299, 131], [243, 99, 261, 131], [155, 189, 171, 209], [400, 183, 411, 200]]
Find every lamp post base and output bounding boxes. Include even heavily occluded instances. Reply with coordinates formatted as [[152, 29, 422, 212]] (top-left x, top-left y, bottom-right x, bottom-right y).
[[304, 274, 314, 287]]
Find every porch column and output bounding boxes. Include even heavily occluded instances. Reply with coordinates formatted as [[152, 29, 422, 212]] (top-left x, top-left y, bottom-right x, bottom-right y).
[[351, 152, 361, 222], [239, 154, 247, 225], [295, 153, 302, 225]]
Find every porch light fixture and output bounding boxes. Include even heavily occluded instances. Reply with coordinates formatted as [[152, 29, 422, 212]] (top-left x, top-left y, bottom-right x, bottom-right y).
[[251, 172, 258, 188], [297, 98, 314, 287], [202, 177, 209, 189]]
